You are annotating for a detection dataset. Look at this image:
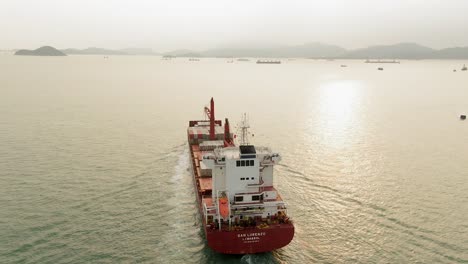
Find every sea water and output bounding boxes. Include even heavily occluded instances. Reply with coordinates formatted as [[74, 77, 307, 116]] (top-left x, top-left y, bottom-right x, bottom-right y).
[[1, 55, 467, 263]]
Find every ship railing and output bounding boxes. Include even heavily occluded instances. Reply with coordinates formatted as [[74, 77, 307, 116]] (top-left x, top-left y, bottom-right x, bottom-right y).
[[260, 160, 273, 166], [247, 177, 264, 187], [276, 203, 287, 209], [203, 203, 207, 223], [203, 203, 217, 224], [205, 207, 217, 214], [233, 208, 264, 215], [189, 120, 222, 127], [232, 203, 265, 208]]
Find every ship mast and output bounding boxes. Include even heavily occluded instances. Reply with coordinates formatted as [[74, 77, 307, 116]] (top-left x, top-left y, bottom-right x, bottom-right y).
[[239, 113, 250, 145], [204, 98, 216, 140]]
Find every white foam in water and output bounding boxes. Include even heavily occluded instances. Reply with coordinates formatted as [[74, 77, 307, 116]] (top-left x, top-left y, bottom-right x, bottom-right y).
[[170, 146, 189, 184], [240, 254, 253, 264]]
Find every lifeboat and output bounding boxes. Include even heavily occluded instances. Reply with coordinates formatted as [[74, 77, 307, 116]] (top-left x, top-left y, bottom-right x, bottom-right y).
[[218, 197, 229, 219]]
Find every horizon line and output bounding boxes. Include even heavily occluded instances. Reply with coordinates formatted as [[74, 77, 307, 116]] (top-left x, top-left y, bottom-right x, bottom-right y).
[[3, 41, 468, 53]]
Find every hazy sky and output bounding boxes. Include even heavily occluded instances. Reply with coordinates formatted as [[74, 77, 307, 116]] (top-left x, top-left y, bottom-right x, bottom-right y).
[[2, 0, 468, 51]]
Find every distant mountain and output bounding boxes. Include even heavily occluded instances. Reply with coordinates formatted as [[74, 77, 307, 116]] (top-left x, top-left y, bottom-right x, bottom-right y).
[[60, 48, 82, 54], [163, 43, 347, 58], [270, 42, 347, 58], [433, 47, 468, 59], [343, 43, 435, 59], [203, 48, 263, 58], [61, 47, 128, 55], [15, 46, 66, 56], [15, 43, 468, 59], [172, 42, 468, 59], [61, 47, 158, 55], [163, 49, 202, 57], [178, 52, 203, 58], [119, 48, 159, 55]]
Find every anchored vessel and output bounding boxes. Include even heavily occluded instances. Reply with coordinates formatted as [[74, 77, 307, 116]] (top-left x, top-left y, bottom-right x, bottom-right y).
[[256, 60, 281, 64], [187, 98, 294, 254], [365, 59, 400, 64]]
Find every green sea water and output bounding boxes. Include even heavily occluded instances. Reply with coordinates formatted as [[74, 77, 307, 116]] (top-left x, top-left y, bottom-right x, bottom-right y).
[[1, 55, 467, 263]]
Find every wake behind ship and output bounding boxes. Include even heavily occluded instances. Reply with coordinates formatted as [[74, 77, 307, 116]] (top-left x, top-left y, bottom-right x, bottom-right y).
[[187, 98, 294, 254]]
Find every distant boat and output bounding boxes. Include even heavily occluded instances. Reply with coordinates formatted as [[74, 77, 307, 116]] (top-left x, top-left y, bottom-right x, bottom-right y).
[[237, 58, 249, 61], [162, 55, 175, 60], [340, 65, 347, 67], [256, 60, 281, 64], [365, 59, 400, 64], [378, 67, 384, 71], [462, 64, 467, 71], [189, 58, 200, 61]]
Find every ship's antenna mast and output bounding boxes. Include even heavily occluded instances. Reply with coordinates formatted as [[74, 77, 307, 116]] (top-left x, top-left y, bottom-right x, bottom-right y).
[[239, 113, 250, 145]]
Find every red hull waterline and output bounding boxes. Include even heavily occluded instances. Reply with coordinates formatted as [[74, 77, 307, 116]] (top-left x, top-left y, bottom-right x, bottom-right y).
[[188, 98, 294, 254]]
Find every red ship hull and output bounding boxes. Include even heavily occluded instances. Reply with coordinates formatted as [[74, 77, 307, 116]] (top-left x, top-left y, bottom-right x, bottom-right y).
[[205, 223, 294, 254]]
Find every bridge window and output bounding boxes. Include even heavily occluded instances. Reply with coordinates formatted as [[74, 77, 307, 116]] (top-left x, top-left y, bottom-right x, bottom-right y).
[[252, 195, 260, 201], [235, 196, 243, 202], [236, 160, 255, 167]]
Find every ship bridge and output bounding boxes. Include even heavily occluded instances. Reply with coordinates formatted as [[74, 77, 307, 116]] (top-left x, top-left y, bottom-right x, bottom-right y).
[[202, 144, 283, 223]]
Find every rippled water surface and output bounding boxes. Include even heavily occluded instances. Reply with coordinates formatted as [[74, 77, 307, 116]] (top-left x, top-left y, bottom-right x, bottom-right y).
[[1, 55, 468, 263]]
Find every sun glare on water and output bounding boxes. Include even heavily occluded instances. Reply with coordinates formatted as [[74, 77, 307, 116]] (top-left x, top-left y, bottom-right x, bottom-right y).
[[311, 80, 363, 149]]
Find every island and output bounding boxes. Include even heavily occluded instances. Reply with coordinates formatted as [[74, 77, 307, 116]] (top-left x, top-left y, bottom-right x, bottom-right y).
[[15, 46, 66, 56]]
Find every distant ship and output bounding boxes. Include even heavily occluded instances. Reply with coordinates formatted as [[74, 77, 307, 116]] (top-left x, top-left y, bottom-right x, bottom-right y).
[[162, 55, 175, 60], [378, 67, 384, 71], [187, 98, 294, 254], [365, 59, 400, 64], [256, 60, 281, 64], [189, 58, 200, 61], [237, 58, 250, 61], [462, 64, 467, 71]]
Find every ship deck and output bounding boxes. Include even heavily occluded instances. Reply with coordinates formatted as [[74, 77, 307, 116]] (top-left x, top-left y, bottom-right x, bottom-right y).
[[198, 177, 212, 192]]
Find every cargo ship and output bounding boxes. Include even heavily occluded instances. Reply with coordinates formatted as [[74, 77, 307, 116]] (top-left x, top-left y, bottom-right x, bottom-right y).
[[256, 60, 281, 64], [365, 59, 400, 64], [187, 98, 294, 254]]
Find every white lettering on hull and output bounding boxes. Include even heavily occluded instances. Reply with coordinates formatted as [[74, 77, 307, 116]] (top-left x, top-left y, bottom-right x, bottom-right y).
[[237, 232, 266, 243]]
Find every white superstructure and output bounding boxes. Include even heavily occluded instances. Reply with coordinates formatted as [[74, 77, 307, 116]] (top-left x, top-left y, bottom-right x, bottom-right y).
[[200, 115, 287, 228]]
